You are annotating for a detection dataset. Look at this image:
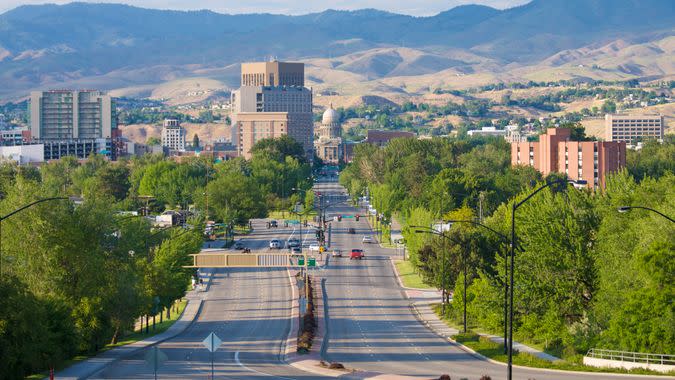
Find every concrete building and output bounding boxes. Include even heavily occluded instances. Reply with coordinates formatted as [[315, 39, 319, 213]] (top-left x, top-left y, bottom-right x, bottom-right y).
[[511, 128, 626, 188], [161, 119, 186, 151], [241, 61, 304, 87], [365, 130, 415, 147], [28, 90, 117, 159], [0, 144, 44, 164], [314, 104, 343, 165], [0, 129, 31, 146], [467, 126, 507, 137], [605, 114, 665, 145], [232, 61, 313, 159]]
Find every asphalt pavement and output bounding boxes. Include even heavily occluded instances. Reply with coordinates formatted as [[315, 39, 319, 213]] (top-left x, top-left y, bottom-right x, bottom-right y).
[[317, 180, 671, 380], [92, 219, 328, 379]]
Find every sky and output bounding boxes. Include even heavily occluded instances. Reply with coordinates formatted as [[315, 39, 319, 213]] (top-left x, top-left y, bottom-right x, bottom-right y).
[[0, 0, 531, 16]]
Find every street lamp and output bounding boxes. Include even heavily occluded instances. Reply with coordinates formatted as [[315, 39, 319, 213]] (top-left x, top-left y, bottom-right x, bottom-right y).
[[617, 206, 674, 223], [507, 179, 586, 380], [0, 197, 78, 277], [443, 219, 512, 354]]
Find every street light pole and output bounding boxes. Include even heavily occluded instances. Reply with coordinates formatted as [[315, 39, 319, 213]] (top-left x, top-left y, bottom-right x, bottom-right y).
[[617, 206, 674, 223], [507, 179, 585, 380], [0, 197, 72, 278]]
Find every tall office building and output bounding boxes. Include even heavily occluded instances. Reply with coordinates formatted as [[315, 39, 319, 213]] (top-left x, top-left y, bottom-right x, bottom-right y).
[[605, 114, 665, 145], [28, 90, 117, 159], [232, 61, 313, 159], [511, 128, 626, 188], [161, 119, 186, 151]]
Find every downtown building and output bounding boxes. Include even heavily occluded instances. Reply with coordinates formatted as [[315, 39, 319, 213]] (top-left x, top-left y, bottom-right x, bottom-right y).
[[161, 119, 186, 152], [511, 128, 626, 188], [29, 90, 118, 160], [231, 61, 313, 159], [314, 104, 343, 165]]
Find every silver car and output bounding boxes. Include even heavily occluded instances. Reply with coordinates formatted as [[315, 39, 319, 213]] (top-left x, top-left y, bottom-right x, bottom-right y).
[[269, 239, 282, 249], [362, 235, 374, 244]]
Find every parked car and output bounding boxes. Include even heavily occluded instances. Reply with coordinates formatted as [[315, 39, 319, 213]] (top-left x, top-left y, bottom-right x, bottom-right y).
[[362, 235, 374, 244], [348, 228, 356, 234], [233, 241, 245, 250], [269, 239, 282, 249], [350, 249, 364, 260], [331, 249, 343, 257], [287, 238, 300, 248]]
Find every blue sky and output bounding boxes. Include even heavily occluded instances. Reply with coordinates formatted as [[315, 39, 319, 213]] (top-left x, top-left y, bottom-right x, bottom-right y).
[[0, 0, 531, 16]]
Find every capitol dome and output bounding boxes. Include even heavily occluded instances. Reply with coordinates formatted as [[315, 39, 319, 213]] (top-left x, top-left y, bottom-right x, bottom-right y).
[[322, 104, 339, 125]]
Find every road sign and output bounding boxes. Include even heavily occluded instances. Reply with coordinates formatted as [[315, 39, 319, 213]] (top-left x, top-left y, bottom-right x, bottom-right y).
[[144, 346, 167, 380], [202, 332, 222, 352], [308, 257, 316, 267], [298, 257, 305, 265]]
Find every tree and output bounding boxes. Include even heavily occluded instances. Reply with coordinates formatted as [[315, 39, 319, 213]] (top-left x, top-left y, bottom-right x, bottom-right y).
[[204, 172, 266, 224], [147, 137, 161, 146], [250, 135, 306, 164], [193, 134, 200, 148], [601, 100, 617, 114]]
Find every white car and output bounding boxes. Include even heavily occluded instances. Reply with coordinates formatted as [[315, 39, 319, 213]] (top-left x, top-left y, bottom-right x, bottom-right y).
[[362, 236, 374, 244], [269, 239, 282, 249], [309, 243, 321, 252]]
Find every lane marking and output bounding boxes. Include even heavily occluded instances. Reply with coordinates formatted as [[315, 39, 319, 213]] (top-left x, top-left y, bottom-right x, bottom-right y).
[[234, 351, 296, 380]]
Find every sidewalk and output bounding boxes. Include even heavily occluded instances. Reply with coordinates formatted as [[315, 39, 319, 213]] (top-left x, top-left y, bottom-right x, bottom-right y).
[[54, 267, 215, 380], [411, 301, 561, 363]]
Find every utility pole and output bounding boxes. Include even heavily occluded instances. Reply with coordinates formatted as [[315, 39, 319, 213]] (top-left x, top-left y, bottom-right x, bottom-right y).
[[479, 191, 485, 222]]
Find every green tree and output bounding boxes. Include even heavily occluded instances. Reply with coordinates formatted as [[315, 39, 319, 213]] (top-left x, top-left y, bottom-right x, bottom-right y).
[[193, 134, 200, 148]]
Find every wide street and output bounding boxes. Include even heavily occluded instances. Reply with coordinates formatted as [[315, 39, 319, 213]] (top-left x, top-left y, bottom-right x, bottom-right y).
[[89, 178, 671, 379]]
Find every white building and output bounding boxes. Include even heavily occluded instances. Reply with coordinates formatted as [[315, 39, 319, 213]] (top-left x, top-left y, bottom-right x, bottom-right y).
[[161, 119, 186, 151], [467, 126, 507, 137], [605, 114, 665, 145], [0, 144, 44, 164]]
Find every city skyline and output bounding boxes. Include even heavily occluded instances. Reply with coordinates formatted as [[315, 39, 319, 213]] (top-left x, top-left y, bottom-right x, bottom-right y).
[[0, 0, 532, 16]]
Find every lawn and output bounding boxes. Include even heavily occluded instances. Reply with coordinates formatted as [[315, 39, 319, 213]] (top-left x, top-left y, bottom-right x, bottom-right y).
[[27, 299, 187, 379], [395, 260, 433, 289]]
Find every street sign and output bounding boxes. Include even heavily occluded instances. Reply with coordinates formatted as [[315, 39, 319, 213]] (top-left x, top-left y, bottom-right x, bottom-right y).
[[202, 332, 222, 352], [308, 257, 316, 267], [298, 257, 305, 266], [144, 346, 167, 380]]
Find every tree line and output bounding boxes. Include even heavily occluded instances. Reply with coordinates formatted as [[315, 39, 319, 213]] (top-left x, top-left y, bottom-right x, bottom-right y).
[[0, 135, 312, 378], [340, 136, 674, 359]]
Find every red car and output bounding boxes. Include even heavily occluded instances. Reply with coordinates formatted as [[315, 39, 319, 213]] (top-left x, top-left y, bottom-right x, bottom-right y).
[[350, 249, 364, 260]]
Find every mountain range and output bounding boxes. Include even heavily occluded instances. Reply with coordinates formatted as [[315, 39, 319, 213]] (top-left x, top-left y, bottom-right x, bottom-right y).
[[0, 0, 673, 102]]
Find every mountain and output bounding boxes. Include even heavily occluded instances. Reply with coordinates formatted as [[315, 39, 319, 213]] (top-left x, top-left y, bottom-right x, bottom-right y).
[[0, 1, 673, 100]]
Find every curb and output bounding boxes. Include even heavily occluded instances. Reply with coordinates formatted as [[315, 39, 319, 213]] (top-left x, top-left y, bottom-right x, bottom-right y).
[[388, 257, 437, 292], [55, 269, 216, 380]]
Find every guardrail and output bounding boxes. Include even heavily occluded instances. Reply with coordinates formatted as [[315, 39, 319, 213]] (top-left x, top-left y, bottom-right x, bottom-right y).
[[586, 348, 675, 365]]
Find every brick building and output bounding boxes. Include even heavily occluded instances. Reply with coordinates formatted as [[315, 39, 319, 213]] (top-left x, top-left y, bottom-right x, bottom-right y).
[[511, 128, 626, 188]]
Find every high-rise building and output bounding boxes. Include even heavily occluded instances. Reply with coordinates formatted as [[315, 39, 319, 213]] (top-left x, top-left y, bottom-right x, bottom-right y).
[[511, 128, 626, 188], [240, 61, 304, 87], [28, 90, 117, 159], [161, 119, 186, 151], [232, 61, 313, 159], [605, 114, 665, 145]]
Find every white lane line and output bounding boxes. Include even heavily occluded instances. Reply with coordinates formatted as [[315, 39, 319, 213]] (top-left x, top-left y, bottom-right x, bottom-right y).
[[234, 351, 295, 380]]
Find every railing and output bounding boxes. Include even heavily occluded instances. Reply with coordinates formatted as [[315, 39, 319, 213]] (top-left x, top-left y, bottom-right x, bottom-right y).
[[586, 348, 675, 365]]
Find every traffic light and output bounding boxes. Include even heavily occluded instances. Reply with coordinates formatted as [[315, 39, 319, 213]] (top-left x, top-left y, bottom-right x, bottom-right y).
[[355, 215, 360, 221], [337, 215, 342, 221]]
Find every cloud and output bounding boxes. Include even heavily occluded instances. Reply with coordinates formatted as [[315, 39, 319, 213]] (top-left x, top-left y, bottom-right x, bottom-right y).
[[0, 0, 531, 16]]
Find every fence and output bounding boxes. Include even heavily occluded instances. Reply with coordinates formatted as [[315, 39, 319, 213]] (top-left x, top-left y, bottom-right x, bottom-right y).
[[584, 348, 675, 373]]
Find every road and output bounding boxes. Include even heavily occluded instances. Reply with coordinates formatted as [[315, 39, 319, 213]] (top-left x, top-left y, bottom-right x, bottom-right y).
[[93, 219, 327, 379], [317, 179, 670, 380]]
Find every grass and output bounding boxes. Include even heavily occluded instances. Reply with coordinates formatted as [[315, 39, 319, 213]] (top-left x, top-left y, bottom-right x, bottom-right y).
[[395, 260, 433, 289], [26, 299, 188, 380], [431, 304, 672, 376]]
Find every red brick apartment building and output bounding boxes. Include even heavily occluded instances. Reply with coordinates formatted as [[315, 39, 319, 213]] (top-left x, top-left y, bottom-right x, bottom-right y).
[[511, 128, 626, 188]]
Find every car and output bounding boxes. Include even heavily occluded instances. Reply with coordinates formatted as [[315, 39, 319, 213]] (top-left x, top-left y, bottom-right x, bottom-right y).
[[269, 239, 282, 249], [308, 243, 321, 252], [270, 220, 278, 228], [331, 249, 343, 257], [362, 235, 374, 244], [287, 238, 300, 248], [233, 241, 245, 250], [350, 249, 364, 260], [291, 247, 302, 254], [348, 228, 356, 234]]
